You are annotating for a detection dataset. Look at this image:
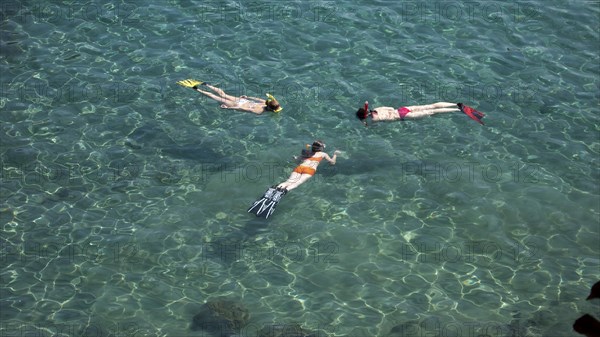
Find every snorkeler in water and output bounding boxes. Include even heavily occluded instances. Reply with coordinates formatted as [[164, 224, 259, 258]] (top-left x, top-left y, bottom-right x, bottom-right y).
[[356, 101, 485, 125], [276, 141, 340, 191], [248, 141, 341, 219], [177, 79, 282, 114]]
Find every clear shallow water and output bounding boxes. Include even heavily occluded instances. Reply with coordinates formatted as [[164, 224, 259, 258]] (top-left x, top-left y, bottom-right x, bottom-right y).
[[1, 1, 598, 336]]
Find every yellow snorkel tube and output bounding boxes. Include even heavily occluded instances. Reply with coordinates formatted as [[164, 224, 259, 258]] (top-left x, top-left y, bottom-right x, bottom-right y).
[[265, 93, 283, 113]]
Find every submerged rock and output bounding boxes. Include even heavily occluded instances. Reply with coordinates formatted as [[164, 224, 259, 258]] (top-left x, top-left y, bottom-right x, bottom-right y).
[[191, 298, 250, 337]]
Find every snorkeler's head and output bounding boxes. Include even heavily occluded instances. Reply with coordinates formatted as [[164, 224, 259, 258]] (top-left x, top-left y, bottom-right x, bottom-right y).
[[356, 107, 368, 120], [311, 140, 325, 153], [265, 93, 282, 113], [356, 101, 370, 125]]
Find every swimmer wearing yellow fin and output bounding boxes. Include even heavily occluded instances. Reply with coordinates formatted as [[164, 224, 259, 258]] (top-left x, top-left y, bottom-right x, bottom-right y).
[[177, 79, 282, 114]]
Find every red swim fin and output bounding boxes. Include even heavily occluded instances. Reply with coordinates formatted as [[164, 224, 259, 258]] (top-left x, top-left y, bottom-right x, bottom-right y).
[[458, 103, 485, 125]]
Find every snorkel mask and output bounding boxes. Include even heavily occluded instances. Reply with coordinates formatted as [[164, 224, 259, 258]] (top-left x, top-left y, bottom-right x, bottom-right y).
[[360, 101, 369, 126], [301, 144, 312, 158], [265, 93, 283, 113], [311, 141, 325, 152], [300, 141, 325, 157]]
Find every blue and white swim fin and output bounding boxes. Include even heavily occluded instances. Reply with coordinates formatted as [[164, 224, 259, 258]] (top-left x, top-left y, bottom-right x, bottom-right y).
[[248, 186, 287, 219]]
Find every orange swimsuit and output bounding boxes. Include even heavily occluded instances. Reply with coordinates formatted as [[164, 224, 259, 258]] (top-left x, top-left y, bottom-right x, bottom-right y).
[[293, 156, 323, 176]]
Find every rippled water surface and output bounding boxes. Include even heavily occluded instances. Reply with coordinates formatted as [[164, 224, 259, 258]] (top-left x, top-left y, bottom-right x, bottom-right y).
[[1, 1, 598, 336]]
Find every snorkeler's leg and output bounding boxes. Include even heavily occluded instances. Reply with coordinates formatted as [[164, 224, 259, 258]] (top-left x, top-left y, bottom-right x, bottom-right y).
[[204, 84, 238, 101], [429, 107, 460, 114], [431, 102, 458, 108], [278, 174, 312, 191], [195, 89, 236, 106], [277, 172, 301, 190], [407, 102, 457, 111], [407, 108, 460, 118]]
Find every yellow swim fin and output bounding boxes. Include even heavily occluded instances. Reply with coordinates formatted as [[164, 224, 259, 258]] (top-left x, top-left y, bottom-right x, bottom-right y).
[[265, 93, 283, 113], [176, 79, 203, 88]]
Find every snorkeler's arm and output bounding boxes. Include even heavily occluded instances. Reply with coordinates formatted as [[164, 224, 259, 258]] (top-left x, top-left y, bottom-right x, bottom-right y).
[[241, 95, 265, 102], [323, 151, 340, 165], [219, 104, 263, 114]]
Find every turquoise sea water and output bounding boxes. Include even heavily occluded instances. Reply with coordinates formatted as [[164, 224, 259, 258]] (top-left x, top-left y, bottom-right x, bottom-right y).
[[1, 1, 598, 336]]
